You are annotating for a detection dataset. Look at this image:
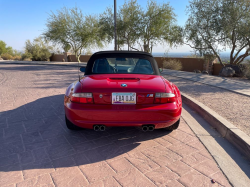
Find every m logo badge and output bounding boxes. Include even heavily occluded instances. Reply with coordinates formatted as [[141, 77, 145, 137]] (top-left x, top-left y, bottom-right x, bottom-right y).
[[147, 94, 154, 97]]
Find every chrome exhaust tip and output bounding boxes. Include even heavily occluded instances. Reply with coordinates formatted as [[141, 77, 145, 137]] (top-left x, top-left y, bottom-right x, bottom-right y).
[[142, 126, 149, 132], [100, 125, 106, 131], [93, 125, 100, 131], [148, 125, 155, 131]]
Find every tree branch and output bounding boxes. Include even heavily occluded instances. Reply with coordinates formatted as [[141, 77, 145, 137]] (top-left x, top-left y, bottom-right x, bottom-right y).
[[199, 33, 224, 66], [230, 29, 236, 64], [130, 46, 140, 51], [235, 48, 250, 64], [183, 42, 209, 50], [233, 43, 249, 63]]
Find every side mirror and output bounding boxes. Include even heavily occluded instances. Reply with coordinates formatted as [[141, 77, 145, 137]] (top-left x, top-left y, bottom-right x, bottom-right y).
[[80, 67, 86, 72], [159, 68, 163, 73]]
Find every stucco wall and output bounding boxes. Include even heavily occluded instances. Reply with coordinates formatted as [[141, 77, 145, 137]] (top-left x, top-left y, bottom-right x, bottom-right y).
[[213, 64, 223, 75], [68, 55, 91, 62], [50, 54, 64, 62], [154, 57, 205, 72]]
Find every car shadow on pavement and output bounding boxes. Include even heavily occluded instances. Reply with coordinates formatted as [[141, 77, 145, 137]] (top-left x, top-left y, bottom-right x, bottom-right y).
[[0, 94, 170, 172]]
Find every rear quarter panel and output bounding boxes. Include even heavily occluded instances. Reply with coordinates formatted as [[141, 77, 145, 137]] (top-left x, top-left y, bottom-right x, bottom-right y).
[[64, 81, 82, 103], [161, 76, 182, 108], [172, 83, 182, 108]]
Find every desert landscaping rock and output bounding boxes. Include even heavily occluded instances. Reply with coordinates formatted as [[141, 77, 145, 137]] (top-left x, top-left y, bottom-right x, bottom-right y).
[[219, 67, 235, 77], [224, 64, 246, 77], [0, 64, 231, 186]]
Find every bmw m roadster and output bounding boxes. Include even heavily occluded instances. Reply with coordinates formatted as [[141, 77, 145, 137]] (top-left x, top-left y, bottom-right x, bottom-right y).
[[64, 51, 182, 131]]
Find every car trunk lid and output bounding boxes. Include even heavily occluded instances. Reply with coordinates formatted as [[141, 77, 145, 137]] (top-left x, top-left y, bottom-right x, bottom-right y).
[[80, 74, 172, 104]]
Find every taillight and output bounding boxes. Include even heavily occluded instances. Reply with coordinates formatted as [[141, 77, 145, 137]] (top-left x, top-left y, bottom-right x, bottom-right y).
[[154, 93, 176, 104], [70, 93, 93, 104]]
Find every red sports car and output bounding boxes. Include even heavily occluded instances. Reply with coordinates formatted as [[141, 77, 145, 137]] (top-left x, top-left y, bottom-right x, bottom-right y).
[[64, 51, 182, 131]]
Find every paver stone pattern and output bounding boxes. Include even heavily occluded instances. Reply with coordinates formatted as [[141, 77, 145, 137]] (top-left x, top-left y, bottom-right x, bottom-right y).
[[0, 65, 231, 187]]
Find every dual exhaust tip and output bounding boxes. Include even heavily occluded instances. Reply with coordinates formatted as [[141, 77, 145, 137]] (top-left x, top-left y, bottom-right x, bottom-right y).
[[142, 125, 155, 132], [93, 125, 155, 132], [93, 125, 106, 131]]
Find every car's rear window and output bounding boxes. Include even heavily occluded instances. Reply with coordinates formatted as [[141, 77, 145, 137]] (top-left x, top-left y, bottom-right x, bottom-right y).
[[92, 58, 154, 74]]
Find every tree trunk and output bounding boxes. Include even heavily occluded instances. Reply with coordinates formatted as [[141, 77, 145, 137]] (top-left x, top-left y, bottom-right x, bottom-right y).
[[143, 40, 150, 53], [75, 52, 81, 63], [127, 39, 129, 51], [216, 55, 224, 67], [77, 55, 81, 63]]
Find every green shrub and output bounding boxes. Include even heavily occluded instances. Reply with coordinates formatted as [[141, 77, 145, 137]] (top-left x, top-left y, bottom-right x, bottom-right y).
[[23, 58, 32, 61], [0, 40, 7, 55], [22, 52, 32, 60], [24, 37, 52, 61], [12, 55, 22, 61], [1, 53, 13, 60], [163, 59, 183, 71], [63, 43, 71, 53]]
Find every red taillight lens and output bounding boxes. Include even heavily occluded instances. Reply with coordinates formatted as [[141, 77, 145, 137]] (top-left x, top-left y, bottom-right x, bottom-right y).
[[70, 93, 93, 104], [154, 93, 176, 104]]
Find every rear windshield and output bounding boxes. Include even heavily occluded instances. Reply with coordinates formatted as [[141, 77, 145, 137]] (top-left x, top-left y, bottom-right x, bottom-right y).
[[92, 58, 154, 74]]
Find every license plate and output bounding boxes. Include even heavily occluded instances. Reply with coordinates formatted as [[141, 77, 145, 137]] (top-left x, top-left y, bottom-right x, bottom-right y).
[[112, 93, 136, 104]]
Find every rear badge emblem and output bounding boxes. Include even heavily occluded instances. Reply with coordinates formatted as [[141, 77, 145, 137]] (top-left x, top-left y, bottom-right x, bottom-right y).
[[147, 94, 154, 97], [121, 84, 127, 87], [99, 94, 103, 98]]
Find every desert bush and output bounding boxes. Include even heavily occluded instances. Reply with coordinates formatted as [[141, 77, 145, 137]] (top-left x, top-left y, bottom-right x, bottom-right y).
[[12, 55, 22, 61], [21, 52, 32, 61], [163, 59, 183, 71], [1, 53, 13, 60], [23, 58, 32, 61], [0, 40, 14, 55], [0, 41, 7, 55], [24, 37, 52, 61]]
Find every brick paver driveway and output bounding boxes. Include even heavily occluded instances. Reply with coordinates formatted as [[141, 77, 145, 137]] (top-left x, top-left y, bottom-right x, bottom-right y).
[[0, 64, 230, 187]]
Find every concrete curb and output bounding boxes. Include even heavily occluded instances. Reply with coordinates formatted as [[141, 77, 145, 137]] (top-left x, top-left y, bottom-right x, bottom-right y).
[[181, 105, 250, 187], [182, 93, 250, 160]]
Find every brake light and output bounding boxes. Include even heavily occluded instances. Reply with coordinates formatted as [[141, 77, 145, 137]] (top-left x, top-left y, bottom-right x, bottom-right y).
[[70, 93, 93, 103], [154, 93, 176, 104]]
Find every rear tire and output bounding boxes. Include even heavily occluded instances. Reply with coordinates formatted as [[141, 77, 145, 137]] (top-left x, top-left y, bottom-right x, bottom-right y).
[[65, 115, 82, 130], [165, 119, 180, 131]]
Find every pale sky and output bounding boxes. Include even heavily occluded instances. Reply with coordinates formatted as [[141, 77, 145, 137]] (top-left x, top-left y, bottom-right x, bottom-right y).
[[0, 0, 192, 53]]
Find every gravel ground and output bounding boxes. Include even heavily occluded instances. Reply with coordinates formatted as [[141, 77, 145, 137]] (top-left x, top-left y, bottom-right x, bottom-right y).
[[163, 75, 250, 137], [223, 76, 250, 84]]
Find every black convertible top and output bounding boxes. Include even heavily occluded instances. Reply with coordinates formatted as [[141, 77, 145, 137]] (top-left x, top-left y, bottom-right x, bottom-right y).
[[93, 50, 153, 56], [84, 51, 160, 75]]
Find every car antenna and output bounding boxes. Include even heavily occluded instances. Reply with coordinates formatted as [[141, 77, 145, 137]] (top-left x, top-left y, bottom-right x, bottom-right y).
[[78, 58, 80, 82]]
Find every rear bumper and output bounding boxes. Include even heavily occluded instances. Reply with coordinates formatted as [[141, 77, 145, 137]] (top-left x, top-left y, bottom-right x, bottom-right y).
[[64, 96, 182, 129]]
